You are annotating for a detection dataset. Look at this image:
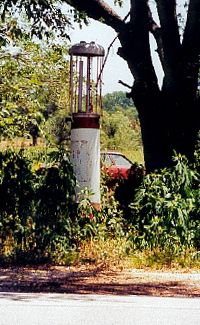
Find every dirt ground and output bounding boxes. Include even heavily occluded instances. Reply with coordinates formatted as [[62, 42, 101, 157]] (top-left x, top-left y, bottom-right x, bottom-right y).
[[0, 265, 200, 297]]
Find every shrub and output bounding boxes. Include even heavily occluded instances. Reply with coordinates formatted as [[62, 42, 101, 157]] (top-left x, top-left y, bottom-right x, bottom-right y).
[[129, 154, 200, 251], [114, 162, 145, 221], [0, 149, 34, 256], [0, 147, 77, 263], [32, 149, 76, 258]]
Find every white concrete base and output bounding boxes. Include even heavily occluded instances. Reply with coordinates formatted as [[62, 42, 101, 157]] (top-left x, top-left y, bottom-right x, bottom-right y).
[[71, 127, 100, 204]]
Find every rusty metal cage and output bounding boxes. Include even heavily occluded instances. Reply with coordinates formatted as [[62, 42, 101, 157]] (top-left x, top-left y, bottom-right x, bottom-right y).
[[69, 41, 105, 116]]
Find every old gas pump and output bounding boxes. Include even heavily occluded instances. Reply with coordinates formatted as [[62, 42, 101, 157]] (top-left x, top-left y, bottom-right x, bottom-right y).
[[69, 41, 105, 209]]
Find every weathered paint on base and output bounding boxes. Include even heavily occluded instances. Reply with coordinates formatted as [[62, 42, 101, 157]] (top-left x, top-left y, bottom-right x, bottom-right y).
[[70, 126, 100, 205]]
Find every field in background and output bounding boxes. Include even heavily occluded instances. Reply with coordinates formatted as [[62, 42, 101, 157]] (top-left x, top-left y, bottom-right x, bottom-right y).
[[122, 147, 144, 165], [0, 137, 46, 149], [0, 137, 144, 165]]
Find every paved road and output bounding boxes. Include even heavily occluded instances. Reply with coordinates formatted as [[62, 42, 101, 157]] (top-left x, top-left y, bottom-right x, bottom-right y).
[[0, 292, 200, 325]]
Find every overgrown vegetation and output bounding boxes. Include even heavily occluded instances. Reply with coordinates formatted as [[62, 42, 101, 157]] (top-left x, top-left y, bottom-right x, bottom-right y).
[[129, 154, 200, 250], [0, 148, 76, 264], [0, 147, 199, 270]]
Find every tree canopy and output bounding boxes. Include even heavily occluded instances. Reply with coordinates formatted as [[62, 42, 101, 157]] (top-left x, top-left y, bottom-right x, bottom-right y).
[[0, 26, 70, 144], [0, 0, 70, 40], [103, 91, 137, 112]]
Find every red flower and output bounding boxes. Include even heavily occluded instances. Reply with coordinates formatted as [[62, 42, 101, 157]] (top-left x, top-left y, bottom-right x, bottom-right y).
[[89, 213, 94, 220]]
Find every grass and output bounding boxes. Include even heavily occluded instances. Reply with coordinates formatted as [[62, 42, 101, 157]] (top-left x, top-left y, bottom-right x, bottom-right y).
[[122, 147, 144, 165], [0, 137, 46, 149], [75, 238, 200, 271], [78, 238, 131, 269], [1, 234, 200, 271], [127, 248, 200, 271]]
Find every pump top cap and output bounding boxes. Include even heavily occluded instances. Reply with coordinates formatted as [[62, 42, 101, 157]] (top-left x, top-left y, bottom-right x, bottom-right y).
[[69, 41, 105, 57]]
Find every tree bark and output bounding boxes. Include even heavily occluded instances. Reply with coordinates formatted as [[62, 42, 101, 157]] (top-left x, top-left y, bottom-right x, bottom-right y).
[[66, 0, 125, 31]]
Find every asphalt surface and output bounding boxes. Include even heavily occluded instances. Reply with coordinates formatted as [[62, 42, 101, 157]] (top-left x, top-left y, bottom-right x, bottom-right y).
[[0, 292, 200, 325]]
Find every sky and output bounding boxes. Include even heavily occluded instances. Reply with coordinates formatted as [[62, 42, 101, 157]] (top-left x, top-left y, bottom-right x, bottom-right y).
[[67, 0, 164, 94]]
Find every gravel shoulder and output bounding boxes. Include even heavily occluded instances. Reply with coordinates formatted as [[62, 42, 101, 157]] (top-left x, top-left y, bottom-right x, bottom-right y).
[[0, 265, 200, 297]]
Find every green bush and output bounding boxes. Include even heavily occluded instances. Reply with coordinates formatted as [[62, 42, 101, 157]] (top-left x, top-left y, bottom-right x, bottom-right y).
[[129, 153, 200, 251], [77, 186, 125, 241], [0, 147, 77, 263], [0, 147, 126, 265], [33, 149, 77, 259], [0, 149, 34, 255]]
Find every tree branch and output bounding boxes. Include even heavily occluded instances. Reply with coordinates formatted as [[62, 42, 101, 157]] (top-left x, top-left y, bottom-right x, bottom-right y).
[[181, 0, 200, 95], [118, 79, 132, 89], [118, 0, 158, 87], [147, 5, 165, 71], [65, 0, 125, 32], [155, 0, 181, 81], [182, 0, 200, 62]]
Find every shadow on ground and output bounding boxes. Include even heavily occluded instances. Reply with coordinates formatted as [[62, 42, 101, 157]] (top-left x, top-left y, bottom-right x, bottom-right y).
[[0, 265, 200, 298]]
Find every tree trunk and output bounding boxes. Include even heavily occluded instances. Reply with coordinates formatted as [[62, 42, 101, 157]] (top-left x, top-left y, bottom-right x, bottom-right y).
[[130, 83, 200, 172], [124, 55, 200, 172]]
